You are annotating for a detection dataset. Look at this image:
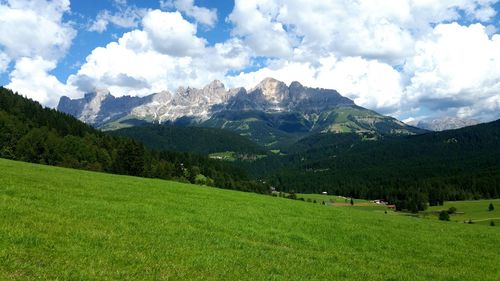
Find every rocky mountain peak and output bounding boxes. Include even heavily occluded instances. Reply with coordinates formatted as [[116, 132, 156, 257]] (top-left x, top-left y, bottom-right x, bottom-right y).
[[289, 81, 303, 89], [251, 77, 289, 105], [80, 89, 111, 124], [205, 80, 225, 91]]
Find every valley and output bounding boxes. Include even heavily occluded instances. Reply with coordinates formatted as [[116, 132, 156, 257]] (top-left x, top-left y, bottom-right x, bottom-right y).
[[1, 1, 500, 280]]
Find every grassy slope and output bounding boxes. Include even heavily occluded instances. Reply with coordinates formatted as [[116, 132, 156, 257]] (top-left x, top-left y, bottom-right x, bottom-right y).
[[425, 200, 500, 225], [0, 158, 499, 281]]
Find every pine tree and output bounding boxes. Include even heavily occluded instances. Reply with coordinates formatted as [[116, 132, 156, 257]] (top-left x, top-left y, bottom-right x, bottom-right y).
[[489, 203, 494, 211]]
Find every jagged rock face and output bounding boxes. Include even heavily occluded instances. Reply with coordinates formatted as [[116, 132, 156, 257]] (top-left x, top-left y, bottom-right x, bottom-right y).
[[409, 117, 480, 131], [57, 77, 390, 133], [130, 80, 236, 123], [80, 89, 110, 124], [250, 78, 290, 108]]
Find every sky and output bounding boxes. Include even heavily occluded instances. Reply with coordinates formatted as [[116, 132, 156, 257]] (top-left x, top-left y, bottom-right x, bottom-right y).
[[0, 0, 499, 122]]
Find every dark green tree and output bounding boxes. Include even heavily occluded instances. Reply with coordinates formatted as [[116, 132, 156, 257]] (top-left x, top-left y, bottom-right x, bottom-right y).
[[439, 210, 450, 221], [489, 203, 494, 211]]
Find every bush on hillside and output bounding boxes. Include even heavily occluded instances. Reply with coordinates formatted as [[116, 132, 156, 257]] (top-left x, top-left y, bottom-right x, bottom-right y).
[[439, 210, 450, 221]]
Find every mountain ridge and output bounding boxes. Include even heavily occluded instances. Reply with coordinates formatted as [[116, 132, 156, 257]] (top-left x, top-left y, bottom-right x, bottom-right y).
[[58, 78, 425, 148], [408, 117, 480, 131]]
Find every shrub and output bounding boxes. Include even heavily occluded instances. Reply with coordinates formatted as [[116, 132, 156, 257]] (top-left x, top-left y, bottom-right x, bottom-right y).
[[490, 221, 495, 227], [489, 203, 494, 211], [447, 207, 457, 214], [439, 210, 450, 221]]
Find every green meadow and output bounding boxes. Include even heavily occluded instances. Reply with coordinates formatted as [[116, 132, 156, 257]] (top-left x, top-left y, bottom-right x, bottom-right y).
[[424, 200, 500, 225], [295, 193, 370, 205], [0, 158, 499, 280]]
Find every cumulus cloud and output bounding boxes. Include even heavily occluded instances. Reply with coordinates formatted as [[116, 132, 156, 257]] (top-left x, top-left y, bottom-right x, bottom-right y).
[[88, 4, 147, 33], [404, 23, 500, 120], [0, 0, 76, 106], [0, 0, 75, 61], [228, 0, 499, 64], [160, 0, 217, 28], [7, 57, 75, 106], [142, 10, 206, 57], [228, 0, 293, 58]]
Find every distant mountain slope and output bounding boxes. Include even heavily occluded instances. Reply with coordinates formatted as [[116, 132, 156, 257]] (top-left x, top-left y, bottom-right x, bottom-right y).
[[58, 78, 425, 148], [408, 117, 480, 131], [257, 120, 500, 210], [110, 124, 268, 155]]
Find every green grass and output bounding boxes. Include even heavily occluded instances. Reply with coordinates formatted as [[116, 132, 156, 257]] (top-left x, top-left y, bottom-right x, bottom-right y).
[[208, 151, 267, 162], [423, 200, 500, 225], [1, 158, 499, 280], [296, 193, 369, 204], [208, 151, 238, 161]]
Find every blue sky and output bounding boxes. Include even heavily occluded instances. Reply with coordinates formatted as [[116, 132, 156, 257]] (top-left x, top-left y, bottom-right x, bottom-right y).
[[0, 0, 499, 122]]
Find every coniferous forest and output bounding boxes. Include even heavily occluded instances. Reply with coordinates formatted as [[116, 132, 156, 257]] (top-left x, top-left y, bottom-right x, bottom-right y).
[[0, 87, 268, 193], [249, 125, 500, 212]]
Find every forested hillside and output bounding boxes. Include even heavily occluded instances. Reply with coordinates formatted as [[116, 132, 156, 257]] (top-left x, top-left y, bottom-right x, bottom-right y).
[[0, 87, 268, 193], [257, 123, 500, 211], [110, 124, 267, 155]]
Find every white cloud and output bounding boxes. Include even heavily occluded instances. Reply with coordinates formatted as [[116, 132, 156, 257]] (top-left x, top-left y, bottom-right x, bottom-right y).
[[229, 0, 499, 64], [404, 23, 500, 120], [142, 10, 206, 57], [228, 0, 293, 58], [88, 5, 147, 33], [0, 0, 76, 106], [6, 57, 75, 107], [161, 0, 217, 28], [0, 0, 75, 60]]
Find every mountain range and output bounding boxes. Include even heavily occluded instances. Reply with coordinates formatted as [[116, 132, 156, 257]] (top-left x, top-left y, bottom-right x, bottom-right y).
[[58, 78, 425, 148], [408, 117, 480, 131]]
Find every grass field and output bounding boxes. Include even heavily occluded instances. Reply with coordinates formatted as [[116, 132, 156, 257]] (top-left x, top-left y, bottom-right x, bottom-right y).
[[1, 158, 499, 280], [423, 200, 500, 225], [296, 193, 371, 205]]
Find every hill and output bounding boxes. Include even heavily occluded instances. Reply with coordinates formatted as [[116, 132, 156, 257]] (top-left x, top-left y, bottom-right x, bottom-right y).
[[110, 124, 267, 156], [258, 120, 500, 211], [1, 158, 499, 280], [0, 87, 267, 193]]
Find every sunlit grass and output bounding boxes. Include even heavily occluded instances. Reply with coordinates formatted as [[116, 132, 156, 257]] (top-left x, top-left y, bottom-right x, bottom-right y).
[[1, 158, 499, 280]]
